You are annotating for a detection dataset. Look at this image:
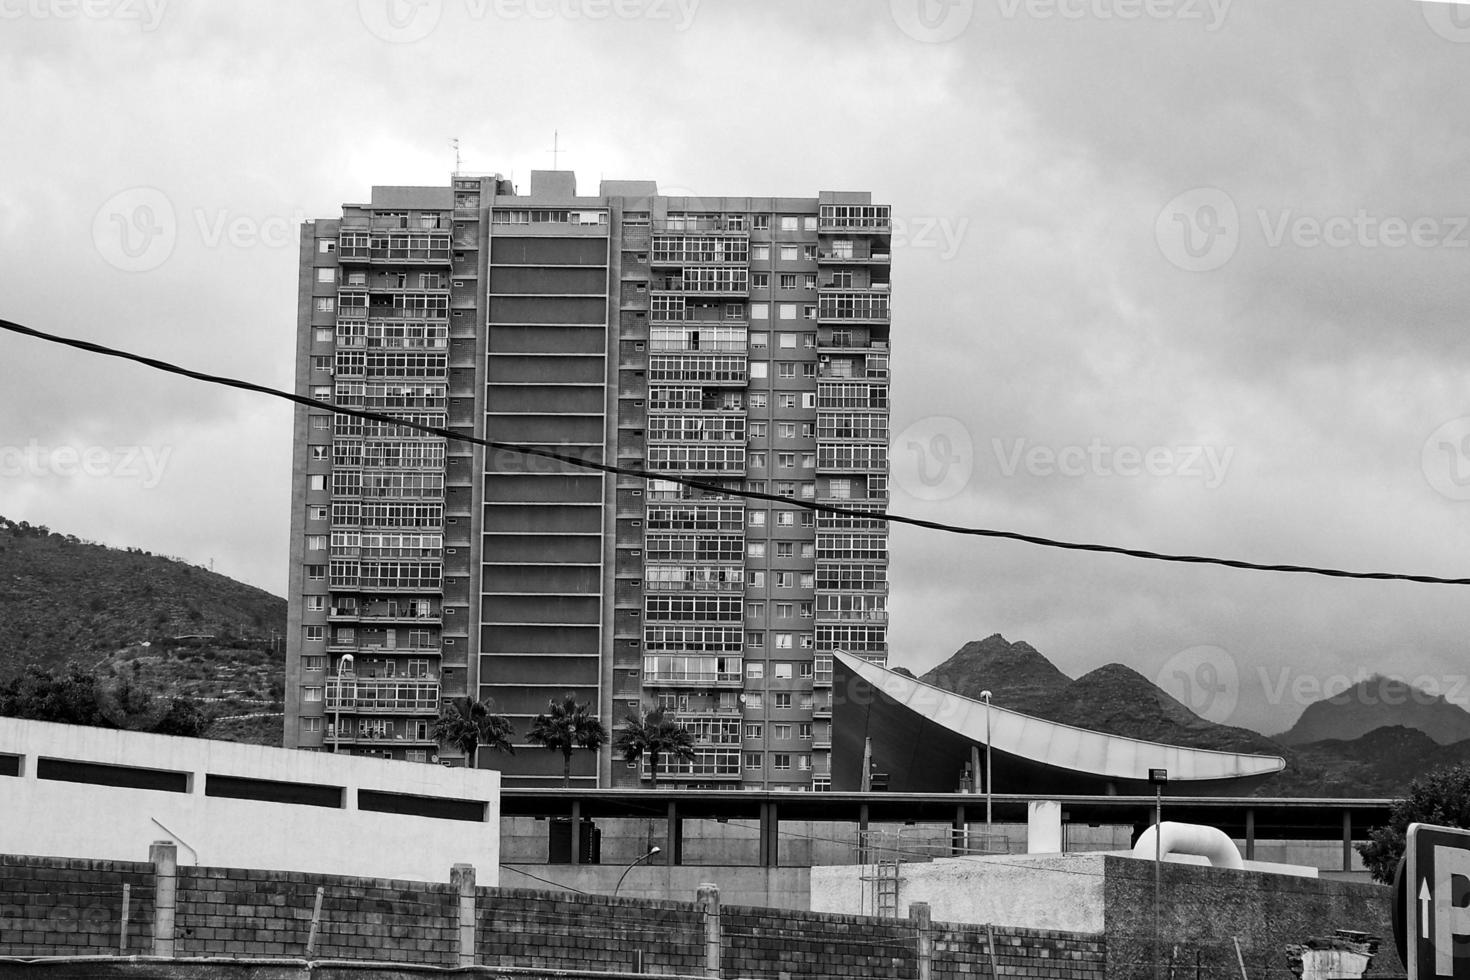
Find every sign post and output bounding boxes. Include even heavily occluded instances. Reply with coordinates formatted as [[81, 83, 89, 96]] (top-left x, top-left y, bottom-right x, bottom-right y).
[[1400, 822, 1470, 979]]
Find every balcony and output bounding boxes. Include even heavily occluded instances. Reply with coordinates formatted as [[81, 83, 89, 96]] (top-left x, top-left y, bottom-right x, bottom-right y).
[[817, 292, 890, 323], [326, 676, 440, 713], [652, 217, 748, 234], [817, 250, 891, 265], [324, 726, 437, 746], [649, 277, 749, 297]]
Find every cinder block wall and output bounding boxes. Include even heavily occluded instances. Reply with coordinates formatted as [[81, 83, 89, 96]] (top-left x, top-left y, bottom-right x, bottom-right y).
[[0, 854, 155, 956], [1102, 855, 1402, 979], [175, 867, 459, 963]]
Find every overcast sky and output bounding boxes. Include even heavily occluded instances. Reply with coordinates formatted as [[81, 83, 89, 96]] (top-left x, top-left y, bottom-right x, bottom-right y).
[[4, 0, 1470, 734]]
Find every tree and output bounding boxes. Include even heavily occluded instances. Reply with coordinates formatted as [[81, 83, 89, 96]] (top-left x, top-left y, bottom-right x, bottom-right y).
[[614, 705, 696, 783], [0, 662, 108, 726], [1358, 763, 1470, 883], [526, 693, 607, 788], [432, 697, 516, 768]]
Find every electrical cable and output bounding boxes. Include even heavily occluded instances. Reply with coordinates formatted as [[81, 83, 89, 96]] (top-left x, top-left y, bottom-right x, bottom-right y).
[[3, 317, 1468, 586]]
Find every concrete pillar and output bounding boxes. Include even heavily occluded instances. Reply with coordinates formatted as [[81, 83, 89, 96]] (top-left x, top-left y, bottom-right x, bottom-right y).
[[952, 805, 966, 856], [1245, 808, 1255, 861], [858, 803, 870, 864], [697, 883, 721, 978], [759, 802, 779, 868], [451, 863, 476, 967], [1342, 810, 1352, 873], [1027, 800, 1062, 854], [909, 902, 932, 980], [571, 799, 582, 866], [667, 800, 681, 866], [149, 840, 177, 958]]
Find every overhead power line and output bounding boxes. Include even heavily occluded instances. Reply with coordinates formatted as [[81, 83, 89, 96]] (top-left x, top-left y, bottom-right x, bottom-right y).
[[3, 316, 1468, 586]]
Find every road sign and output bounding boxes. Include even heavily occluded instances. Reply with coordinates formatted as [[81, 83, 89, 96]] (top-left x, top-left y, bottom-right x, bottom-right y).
[[1402, 823, 1470, 978]]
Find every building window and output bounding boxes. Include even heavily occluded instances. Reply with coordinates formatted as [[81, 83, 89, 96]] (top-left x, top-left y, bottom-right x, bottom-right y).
[[306, 535, 327, 551], [315, 328, 333, 343], [753, 215, 770, 231], [310, 415, 331, 430], [780, 216, 798, 232], [306, 564, 326, 581], [776, 603, 793, 618], [778, 394, 796, 409], [774, 724, 792, 740], [800, 663, 814, 679], [747, 634, 765, 651], [776, 542, 794, 558], [773, 753, 791, 770], [745, 724, 763, 740], [746, 752, 763, 769], [314, 297, 335, 312], [775, 571, 793, 589], [311, 446, 328, 460], [774, 693, 793, 709], [777, 363, 797, 379], [753, 244, 770, 260], [316, 268, 335, 284], [318, 240, 336, 254], [750, 362, 768, 379], [303, 686, 323, 703], [750, 332, 768, 349], [305, 595, 325, 611], [780, 245, 798, 261], [753, 273, 770, 289], [774, 662, 793, 678], [804, 274, 817, 289], [800, 633, 814, 648], [748, 511, 767, 527], [779, 303, 797, 320], [803, 216, 818, 232], [751, 303, 769, 320], [776, 511, 795, 527], [800, 602, 813, 618], [778, 452, 796, 468], [779, 274, 797, 290]]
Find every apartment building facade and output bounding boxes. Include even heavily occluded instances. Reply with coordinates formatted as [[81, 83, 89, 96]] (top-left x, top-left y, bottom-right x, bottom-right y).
[[284, 171, 891, 788]]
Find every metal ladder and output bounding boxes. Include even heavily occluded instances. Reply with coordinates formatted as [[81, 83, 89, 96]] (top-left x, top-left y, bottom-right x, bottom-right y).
[[874, 859, 900, 918]]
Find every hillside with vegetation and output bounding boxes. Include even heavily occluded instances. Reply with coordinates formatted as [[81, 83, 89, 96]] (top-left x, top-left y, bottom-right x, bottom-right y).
[[0, 516, 286, 745]]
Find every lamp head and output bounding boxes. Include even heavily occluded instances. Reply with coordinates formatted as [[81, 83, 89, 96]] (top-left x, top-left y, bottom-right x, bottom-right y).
[[649, 846, 661, 855], [980, 690, 992, 700]]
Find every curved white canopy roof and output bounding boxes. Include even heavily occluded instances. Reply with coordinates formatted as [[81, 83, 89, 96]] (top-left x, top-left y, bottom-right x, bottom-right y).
[[835, 653, 1286, 782]]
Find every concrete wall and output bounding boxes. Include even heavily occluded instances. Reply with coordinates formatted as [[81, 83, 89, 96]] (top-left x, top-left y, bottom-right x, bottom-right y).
[[812, 853, 1108, 932], [0, 718, 500, 883]]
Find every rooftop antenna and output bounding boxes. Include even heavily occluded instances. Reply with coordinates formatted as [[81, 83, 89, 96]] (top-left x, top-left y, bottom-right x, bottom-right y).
[[546, 130, 568, 170], [451, 137, 461, 175]]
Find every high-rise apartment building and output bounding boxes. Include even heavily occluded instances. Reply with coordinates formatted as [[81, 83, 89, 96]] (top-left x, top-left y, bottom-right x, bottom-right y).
[[284, 171, 891, 788]]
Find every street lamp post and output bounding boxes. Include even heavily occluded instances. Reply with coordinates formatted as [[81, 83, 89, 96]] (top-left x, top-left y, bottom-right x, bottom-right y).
[[1148, 768, 1168, 980], [980, 691, 992, 836], [333, 654, 353, 754], [614, 846, 662, 898]]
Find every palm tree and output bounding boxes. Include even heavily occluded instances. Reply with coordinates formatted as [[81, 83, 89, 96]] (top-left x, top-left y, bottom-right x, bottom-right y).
[[614, 705, 696, 784], [431, 697, 516, 768], [526, 693, 607, 788]]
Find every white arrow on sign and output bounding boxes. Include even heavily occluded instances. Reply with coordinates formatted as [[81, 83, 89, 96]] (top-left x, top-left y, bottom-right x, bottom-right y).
[[1421, 879, 1432, 939]]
